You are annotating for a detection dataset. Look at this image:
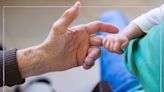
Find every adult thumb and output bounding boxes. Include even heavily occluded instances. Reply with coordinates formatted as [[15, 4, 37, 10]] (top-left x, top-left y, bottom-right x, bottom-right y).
[[52, 1, 81, 34]]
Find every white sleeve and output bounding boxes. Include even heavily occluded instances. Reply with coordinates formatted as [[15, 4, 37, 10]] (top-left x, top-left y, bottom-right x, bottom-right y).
[[132, 4, 164, 33]]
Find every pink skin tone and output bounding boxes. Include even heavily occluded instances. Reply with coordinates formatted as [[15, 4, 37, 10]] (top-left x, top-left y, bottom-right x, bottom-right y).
[[103, 23, 145, 54]]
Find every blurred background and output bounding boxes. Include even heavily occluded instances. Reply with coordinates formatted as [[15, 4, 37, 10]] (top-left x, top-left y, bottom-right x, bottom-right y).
[[0, 0, 163, 92]]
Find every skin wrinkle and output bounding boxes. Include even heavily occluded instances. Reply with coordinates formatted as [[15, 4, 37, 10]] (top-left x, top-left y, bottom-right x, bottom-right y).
[[75, 32, 82, 66], [77, 36, 88, 66], [70, 30, 79, 66], [63, 29, 79, 67], [89, 35, 101, 46], [19, 47, 43, 77], [69, 30, 78, 65], [82, 24, 89, 34], [96, 21, 102, 32], [43, 34, 61, 56], [39, 40, 67, 72], [79, 31, 89, 62], [81, 32, 89, 64], [85, 48, 93, 66]]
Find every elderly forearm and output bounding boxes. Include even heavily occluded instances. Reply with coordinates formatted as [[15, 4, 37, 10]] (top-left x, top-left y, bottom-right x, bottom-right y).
[[16, 45, 49, 78]]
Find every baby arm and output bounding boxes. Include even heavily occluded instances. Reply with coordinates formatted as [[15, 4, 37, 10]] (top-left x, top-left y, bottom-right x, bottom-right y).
[[102, 23, 144, 54], [102, 4, 164, 54]]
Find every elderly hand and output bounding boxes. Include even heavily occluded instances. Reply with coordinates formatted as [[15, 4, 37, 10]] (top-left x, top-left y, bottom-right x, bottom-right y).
[[17, 1, 118, 78]]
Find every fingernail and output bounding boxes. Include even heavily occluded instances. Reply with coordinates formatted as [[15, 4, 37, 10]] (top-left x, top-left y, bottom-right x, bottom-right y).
[[83, 64, 90, 69]]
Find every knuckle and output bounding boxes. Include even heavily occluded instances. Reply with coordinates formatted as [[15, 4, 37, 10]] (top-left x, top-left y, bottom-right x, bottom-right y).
[[63, 10, 71, 17], [95, 21, 102, 26], [52, 20, 64, 32]]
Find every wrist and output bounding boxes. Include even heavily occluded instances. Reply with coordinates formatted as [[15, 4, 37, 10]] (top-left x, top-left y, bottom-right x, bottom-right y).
[[120, 28, 132, 40], [121, 23, 144, 40], [16, 45, 46, 78], [119, 31, 129, 41]]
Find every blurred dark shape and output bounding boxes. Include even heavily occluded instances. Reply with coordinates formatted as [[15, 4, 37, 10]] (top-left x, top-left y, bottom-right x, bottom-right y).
[[92, 81, 112, 92], [30, 78, 51, 85], [0, 43, 2, 50], [23, 78, 56, 92]]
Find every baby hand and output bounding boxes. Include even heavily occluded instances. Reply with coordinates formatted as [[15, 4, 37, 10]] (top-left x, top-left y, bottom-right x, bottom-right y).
[[102, 33, 129, 54]]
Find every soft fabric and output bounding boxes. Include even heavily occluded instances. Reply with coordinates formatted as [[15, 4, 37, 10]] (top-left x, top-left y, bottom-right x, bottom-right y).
[[124, 22, 164, 92], [0, 49, 25, 86], [132, 4, 164, 33]]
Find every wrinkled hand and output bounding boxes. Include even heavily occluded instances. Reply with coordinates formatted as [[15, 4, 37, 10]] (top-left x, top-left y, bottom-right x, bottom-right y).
[[102, 33, 129, 54], [40, 2, 118, 71]]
